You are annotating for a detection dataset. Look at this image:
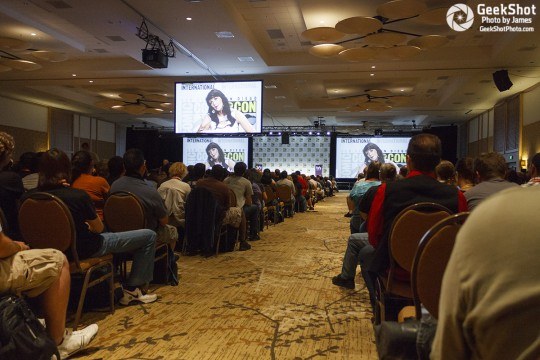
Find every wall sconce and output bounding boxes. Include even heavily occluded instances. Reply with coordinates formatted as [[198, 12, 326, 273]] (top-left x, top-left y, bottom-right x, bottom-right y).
[[520, 159, 527, 169]]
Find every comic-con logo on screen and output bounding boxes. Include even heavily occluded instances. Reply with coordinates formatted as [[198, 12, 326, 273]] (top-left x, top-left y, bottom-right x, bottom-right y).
[[447, 4, 474, 31]]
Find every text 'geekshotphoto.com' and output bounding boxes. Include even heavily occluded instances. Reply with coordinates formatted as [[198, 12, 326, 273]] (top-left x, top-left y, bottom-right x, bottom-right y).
[[335, 137, 410, 178], [175, 80, 263, 134]]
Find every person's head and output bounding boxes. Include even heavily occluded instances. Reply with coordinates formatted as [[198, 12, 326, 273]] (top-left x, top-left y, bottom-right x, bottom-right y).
[[365, 161, 381, 180], [108, 156, 125, 180], [455, 157, 475, 184], [168, 162, 188, 179], [528, 152, 540, 178], [380, 163, 397, 182], [0, 132, 15, 169], [71, 150, 94, 182], [191, 162, 206, 181], [205, 89, 235, 125], [210, 164, 226, 181], [246, 168, 261, 184], [280, 170, 288, 179], [206, 142, 225, 164], [399, 165, 409, 178], [38, 148, 71, 190], [81, 142, 90, 151], [436, 160, 456, 185], [18, 152, 39, 173], [123, 148, 146, 176], [363, 143, 384, 164], [474, 152, 507, 182], [406, 134, 442, 172], [233, 161, 247, 177]]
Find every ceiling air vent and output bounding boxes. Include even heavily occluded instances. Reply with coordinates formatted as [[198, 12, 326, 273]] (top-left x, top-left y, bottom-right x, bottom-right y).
[[106, 36, 126, 42], [215, 31, 234, 38], [238, 56, 254, 62], [46, 0, 72, 9], [267, 29, 285, 39]]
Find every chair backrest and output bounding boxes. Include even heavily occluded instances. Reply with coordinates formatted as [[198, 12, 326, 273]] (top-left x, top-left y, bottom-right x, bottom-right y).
[[104, 191, 146, 232], [264, 186, 276, 202], [412, 212, 469, 319], [389, 202, 452, 272], [275, 185, 292, 202], [18, 192, 77, 257]]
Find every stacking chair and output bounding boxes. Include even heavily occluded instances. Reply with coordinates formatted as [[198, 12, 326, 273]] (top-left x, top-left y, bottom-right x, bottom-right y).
[[103, 191, 168, 280], [411, 212, 469, 319], [275, 185, 294, 218], [375, 202, 452, 323], [263, 185, 279, 224], [18, 192, 114, 329]]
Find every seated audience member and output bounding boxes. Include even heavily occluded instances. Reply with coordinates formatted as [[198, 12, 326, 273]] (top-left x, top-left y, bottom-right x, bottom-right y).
[[260, 168, 276, 189], [197, 165, 251, 251], [30, 148, 158, 305], [0, 132, 25, 239], [455, 157, 475, 192], [291, 173, 307, 213], [245, 168, 265, 231], [276, 171, 296, 210], [111, 149, 178, 250], [522, 152, 540, 187], [158, 162, 191, 228], [16, 151, 40, 190], [432, 186, 540, 359], [71, 150, 110, 220], [332, 162, 397, 301], [333, 134, 467, 310], [347, 161, 381, 234], [80, 142, 99, 163], [396, 165, 408, 180], [465, 152, 518, 210], [436, 160, 457, 186], [0, 225, 98, 359], [225, 162, 260, 241], [107, 155, 125, 185], [184, 162, 206, 188]]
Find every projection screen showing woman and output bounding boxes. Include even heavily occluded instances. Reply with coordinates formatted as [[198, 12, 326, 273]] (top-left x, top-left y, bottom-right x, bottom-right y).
[[197, 89, 255, 133]]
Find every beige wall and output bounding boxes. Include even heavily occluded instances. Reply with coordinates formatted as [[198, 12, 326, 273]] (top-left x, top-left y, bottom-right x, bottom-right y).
[[0, 124, 48, 160]]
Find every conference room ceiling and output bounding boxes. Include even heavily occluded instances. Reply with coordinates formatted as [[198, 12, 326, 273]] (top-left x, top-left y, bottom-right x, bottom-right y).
[[0, 0, 538, 132]]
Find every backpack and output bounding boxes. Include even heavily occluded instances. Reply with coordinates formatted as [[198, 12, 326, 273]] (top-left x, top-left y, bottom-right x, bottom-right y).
[[0, 295, 60, 360]]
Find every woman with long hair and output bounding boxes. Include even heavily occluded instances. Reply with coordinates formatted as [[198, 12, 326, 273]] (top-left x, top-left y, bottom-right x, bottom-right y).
[[71, 150, 110, 220], [197, 89, 255, 133], [204, 142, 235, 172]]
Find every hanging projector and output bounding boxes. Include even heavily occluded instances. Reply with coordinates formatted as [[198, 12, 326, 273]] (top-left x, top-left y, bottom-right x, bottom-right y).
[[142, 49, 168, 69]]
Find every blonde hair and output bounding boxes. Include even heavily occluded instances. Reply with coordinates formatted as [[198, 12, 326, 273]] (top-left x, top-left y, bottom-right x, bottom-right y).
[[168, 162, 188, 179], [0, 132, 15, 162]]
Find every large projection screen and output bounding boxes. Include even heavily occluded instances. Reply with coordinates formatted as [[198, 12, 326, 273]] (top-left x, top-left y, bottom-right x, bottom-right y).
[[175, 80, 262, 134], [335, 137, 410, 178], [182, 137, 249, 172]]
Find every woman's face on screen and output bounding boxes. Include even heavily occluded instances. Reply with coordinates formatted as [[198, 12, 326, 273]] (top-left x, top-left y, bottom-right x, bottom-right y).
[[366, 148, 379, 161], [208, 147, 219, 159], [208, 96, 223, 112]]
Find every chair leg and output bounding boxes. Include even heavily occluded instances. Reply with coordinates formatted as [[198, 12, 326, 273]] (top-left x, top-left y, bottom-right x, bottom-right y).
[[73, 269, 93, 330], [108, 262, 115, 315]]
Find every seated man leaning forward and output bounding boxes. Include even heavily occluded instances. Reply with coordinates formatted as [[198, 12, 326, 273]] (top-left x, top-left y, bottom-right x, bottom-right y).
[[0, 224, 98, 359], [25, 148, 158, 306]]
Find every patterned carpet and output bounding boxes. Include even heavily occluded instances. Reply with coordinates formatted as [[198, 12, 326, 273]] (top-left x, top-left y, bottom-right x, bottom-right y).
[[76, 192, 377, 359]]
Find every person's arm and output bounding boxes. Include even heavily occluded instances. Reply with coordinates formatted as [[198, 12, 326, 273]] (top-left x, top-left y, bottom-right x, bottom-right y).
[[244, 182, 254, 206], [197, 114, 212, 132], [0, 231, 29, 258], [86, 216, 104, 233], [159, 215, 169, 226], [226, 158, 236, 172], [233, 110, 255, 132]]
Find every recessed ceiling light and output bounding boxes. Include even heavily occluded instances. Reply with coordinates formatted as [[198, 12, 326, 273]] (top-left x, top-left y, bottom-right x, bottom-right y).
[[371, 65, 376, 69], [186, 17, 192, 21], [89, 80, 93, 83], [400, 89, 405, 92], [370, 73, 375, 76], [72, 74, 77, 77], [30, 33, 37, 36]]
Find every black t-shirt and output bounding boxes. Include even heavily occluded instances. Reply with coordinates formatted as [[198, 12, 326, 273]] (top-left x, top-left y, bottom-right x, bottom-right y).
[[0, 171, 24, 239], [359, 184, 380, 216], [23, 187, 103, 259]]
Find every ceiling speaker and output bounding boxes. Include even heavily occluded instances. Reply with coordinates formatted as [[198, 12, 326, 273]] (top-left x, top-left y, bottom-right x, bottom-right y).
[[142, 49, 168, 69], [492, 70, 513, 92], [281, 132, 289, 145]]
